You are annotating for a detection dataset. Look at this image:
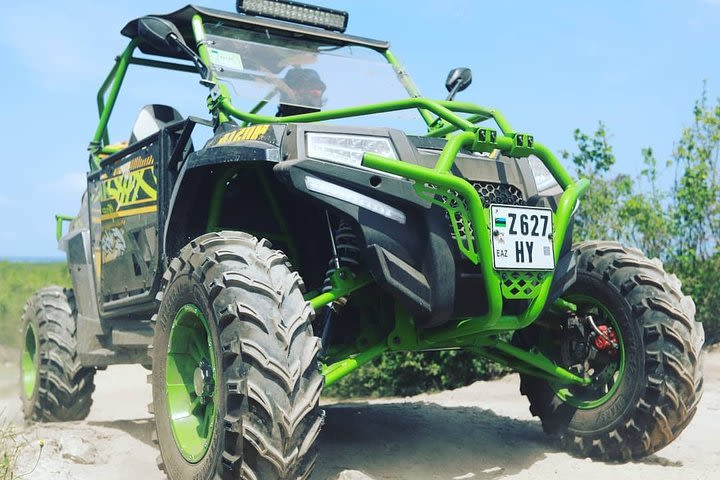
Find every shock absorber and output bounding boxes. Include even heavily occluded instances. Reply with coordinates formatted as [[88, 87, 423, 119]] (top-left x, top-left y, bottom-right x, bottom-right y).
[[319, 213, 361, 350], [322, 216, 361, 292]]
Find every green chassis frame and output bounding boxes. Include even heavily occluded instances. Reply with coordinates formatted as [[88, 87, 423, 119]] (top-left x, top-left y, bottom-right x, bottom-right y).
[[85, 14, 592, 390]]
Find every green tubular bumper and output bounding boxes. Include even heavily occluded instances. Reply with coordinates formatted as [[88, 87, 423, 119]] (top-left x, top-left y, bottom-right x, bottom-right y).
[[317, 132, 588, 387], [362, 133, 588, 335]]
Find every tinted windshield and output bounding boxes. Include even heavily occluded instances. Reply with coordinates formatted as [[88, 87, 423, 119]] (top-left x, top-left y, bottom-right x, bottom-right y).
[[204, 23, 413, 117]]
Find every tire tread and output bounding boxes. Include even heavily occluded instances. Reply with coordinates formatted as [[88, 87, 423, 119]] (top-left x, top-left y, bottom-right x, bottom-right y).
[[518, 241, 704, 460]]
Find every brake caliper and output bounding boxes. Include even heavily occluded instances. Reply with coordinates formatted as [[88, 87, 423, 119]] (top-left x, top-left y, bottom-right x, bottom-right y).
[[592, 324, 619, 357]]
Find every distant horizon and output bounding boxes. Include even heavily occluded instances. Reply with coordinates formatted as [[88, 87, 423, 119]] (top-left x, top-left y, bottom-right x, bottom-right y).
[[0, 256, 66, 263]]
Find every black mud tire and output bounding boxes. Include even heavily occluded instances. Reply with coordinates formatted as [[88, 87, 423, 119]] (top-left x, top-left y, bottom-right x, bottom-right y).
[[20, 287, 96, 422], [151, 231, 323, 480], [515, 241, 704, 460]]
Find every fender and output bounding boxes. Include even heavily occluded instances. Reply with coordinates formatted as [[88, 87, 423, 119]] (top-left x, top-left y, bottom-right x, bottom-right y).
[[546, 247, 578, 306], [162, 124, 287, 260]]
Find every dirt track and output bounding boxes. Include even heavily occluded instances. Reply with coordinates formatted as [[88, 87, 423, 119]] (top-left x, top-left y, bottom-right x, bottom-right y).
[[1, 347, 718, 480]]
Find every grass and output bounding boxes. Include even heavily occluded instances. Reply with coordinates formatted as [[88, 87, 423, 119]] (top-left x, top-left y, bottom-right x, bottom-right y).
[[0, 262, 70, 347], [0, 419, 20, 480], [0, 413, 44, 480]]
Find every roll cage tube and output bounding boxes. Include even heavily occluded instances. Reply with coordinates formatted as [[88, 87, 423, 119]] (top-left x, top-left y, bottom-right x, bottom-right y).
[[90, 13, 578, 197], [90, 40, 202, 168]]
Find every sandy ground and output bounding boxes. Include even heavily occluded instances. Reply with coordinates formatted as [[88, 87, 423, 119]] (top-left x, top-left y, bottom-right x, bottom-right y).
[[1, 347, 718, 480]]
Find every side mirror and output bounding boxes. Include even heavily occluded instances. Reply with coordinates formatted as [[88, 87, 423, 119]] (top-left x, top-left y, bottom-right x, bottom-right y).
[[445, 67, 472, 101], [137, 16, 209, 80], [137, 16, 187, 54]]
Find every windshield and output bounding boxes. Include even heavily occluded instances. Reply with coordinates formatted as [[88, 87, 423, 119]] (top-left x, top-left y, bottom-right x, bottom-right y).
[[204, 23, 414, 119]]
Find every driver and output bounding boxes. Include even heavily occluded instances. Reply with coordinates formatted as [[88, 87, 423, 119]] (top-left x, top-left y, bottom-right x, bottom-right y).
[[276, 67, 326, 117]]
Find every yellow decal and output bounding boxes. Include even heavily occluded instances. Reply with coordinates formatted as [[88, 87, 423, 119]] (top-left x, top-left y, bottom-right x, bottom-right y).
[[100, 154, 158, 221], [100, 205, 157, 222], [112, 154, 155, 176], [101, 166, 156, 207], [215, 125, 271, 145]]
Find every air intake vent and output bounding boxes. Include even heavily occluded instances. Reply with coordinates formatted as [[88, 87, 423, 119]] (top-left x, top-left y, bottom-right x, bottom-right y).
[[446, 182, 525, 253], [473, 182, 525, 208]]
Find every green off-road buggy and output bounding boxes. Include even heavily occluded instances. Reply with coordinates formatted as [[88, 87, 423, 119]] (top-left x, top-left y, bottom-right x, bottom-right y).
[[20, 1, 704, 478]]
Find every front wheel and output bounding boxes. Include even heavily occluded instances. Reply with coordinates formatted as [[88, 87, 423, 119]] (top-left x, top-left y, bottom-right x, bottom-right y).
[[151, 232, 323, 480], [515, 241, 704, 460]]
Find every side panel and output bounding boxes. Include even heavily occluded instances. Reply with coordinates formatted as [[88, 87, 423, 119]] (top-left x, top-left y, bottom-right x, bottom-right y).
[[89, 143, 160, 306], [87, 118, 197, 318]]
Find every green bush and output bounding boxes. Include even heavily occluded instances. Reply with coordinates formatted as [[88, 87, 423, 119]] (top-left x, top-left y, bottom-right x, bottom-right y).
[[325, 350, 510, 398], [0, 262, 70, 347], [676, 255, 720, 344], [563, 88, 719, 346]]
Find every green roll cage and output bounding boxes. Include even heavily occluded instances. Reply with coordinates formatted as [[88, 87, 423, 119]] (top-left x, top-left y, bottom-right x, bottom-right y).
[[90, 13, 590, 388]]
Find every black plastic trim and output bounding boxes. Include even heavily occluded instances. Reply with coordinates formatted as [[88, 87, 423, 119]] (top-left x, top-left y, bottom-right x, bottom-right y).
[[121, 4, 390, 60]]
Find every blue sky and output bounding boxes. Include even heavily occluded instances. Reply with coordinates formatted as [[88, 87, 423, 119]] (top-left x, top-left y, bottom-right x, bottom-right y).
[[0, 0, 718, 258]]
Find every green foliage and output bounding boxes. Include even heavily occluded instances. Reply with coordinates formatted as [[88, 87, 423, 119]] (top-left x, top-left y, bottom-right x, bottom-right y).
[[561, 123, 633, 241], [672, 88, 720, 265], [325, 349, 511, 398], [0, 262, 70, 347], [564, 87, 720, 343]]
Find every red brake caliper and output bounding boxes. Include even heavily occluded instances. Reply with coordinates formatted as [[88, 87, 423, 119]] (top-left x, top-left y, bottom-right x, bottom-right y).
[[593, 325, 619, 357]]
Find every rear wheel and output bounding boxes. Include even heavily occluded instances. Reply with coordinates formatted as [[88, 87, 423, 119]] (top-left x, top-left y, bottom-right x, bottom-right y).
[[20, 287, 96, 422], [152, 231, 323, 480], [515, 241, 704, 460]]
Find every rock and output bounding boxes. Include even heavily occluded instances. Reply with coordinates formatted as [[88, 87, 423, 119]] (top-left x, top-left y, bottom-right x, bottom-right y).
[[59, 435, 103, 465], [335, 470, 375, 480]]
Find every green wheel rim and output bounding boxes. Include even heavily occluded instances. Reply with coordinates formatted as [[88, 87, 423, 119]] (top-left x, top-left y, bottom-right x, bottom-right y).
[[21, 323, 38, 399], [551, 294, 626, 409], [166, 304, 218, 463]]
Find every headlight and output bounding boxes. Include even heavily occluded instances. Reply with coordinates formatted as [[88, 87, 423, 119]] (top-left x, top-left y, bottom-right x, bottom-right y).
[[528, 155, 561, 194], [306, 132, 398, 167]]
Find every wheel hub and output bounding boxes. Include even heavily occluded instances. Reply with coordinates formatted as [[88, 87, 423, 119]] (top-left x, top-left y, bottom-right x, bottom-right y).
[[193, 359, 215, 403], [21, 324, 38, 400], [165, 304, 218, 463], [551, 295, 626, 409]]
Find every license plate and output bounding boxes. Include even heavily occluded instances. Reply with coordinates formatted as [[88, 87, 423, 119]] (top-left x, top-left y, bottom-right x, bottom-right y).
[[490, 205, 555, 270]]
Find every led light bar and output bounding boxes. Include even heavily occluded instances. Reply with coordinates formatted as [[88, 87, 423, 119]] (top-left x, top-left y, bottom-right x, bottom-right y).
[[237, 0, 349, 32], [305, 176, 406, 224]]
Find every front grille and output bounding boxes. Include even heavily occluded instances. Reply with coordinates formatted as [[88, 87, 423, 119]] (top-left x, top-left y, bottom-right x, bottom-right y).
[[473, 182, 525, 207], [447, 182, 525, 246]]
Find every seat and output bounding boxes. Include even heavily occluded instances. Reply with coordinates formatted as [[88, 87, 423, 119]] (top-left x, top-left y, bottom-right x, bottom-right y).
[[129, 104, 184, 144]]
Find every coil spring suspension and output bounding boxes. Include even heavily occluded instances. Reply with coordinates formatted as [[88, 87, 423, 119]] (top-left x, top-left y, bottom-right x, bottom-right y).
[[322, 219, 361, 292], [318, 216, 361, 353]]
